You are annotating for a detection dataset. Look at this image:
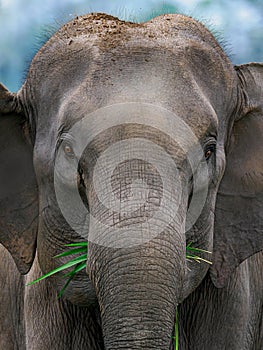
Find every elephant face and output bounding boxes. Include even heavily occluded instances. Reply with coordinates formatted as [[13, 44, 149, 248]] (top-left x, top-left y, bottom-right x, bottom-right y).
[[0, 13, 262, 349]]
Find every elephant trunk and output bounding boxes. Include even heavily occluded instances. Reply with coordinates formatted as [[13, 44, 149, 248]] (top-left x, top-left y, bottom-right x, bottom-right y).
[[86, 153, 188, 349], [88, 237, 185, 349]]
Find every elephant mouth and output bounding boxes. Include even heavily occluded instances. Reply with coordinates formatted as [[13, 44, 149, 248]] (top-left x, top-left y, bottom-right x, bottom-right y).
[[187, 175, 194, 210]]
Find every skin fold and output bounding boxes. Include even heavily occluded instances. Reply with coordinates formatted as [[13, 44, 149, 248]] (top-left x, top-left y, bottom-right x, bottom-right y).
[[0, 13, 262, 350]]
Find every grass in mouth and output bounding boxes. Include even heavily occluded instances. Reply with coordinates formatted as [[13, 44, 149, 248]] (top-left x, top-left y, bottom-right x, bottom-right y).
[[26, 242, 88, 298], [27, 241, 212, 348], [185, 242, 212, 265], [172, 243, 212, 349], [27, 242, 211, 293]]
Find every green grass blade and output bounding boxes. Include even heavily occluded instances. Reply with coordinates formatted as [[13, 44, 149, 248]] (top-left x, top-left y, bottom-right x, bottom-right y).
[[186, 253, 200, 260], [58, 262, 87, 297], [187, 257, 201, 263], [64, 262, 86, 277], [26, 254, 87, 286], [186, 254, 212, 265], [193, 257, 212, 265], [54, 247, 87, 258], [175, 306, 179, 350], [186, 242, 194, 250], [57, 275, 74, 298], [187, 247, 212, 254], [64, 243, 88, 247], [186, 242, 212, 254]]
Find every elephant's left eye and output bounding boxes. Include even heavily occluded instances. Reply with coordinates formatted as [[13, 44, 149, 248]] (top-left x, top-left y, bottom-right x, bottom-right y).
[[63, 143, 75, 158]]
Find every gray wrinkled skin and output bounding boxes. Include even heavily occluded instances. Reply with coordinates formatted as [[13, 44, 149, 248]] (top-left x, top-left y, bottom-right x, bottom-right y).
[[0, 13, 262, 349]]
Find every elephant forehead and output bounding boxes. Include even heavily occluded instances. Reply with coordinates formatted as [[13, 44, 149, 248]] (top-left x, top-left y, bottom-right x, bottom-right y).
[[56, 46, 219, 139], [30, 12, 232, 92], [27, 13, 235, 137]]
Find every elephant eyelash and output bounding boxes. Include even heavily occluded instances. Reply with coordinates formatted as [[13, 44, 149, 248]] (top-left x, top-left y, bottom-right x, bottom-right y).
[[59, 133, 75, 145], [56, 128, 74, 143]]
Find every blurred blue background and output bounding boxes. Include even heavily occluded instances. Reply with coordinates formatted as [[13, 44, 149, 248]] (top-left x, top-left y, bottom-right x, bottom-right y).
[[0, 0, 262, 92]]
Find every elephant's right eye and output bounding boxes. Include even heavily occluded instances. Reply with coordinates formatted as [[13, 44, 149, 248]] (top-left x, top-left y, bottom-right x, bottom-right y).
[[205, 148, 213, 160], [204, 141, 216, 161]]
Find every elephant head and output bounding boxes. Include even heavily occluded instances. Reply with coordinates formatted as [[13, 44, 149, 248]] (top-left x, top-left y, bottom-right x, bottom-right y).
[[0, 13, 262, 349]]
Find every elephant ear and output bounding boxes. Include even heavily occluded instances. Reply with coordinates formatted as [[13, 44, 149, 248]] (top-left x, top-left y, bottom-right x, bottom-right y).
[[0, 83, 38, 274], [211, 63, 263, 288]]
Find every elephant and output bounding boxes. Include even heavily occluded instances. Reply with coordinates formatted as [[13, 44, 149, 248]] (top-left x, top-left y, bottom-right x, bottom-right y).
[[0, 12, 262, 350]]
